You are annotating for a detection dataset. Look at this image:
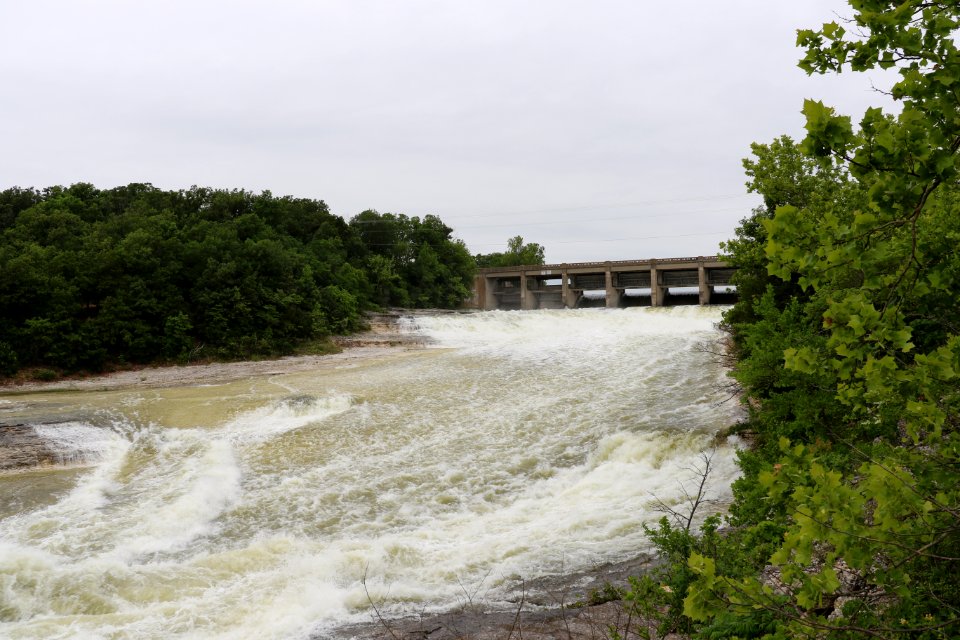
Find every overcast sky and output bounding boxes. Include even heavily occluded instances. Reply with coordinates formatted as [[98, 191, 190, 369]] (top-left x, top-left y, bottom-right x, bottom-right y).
[[1, 1, 895, 263]]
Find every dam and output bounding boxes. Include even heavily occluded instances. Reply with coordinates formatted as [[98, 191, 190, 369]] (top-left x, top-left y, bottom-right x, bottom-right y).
[[473, 256, 736, 310]]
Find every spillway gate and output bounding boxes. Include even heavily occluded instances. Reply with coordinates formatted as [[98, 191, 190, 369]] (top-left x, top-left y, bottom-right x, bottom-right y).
[[471, 256, 736, 310]]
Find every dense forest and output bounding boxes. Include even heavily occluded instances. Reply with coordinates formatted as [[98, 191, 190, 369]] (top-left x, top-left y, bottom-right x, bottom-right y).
[[624, 2, 960, 638], [0, 185, 475, 376]]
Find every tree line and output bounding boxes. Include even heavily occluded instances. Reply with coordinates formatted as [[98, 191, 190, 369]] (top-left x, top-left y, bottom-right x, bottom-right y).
[[0, 184, 490, 375], [621, 2, 960, 638]]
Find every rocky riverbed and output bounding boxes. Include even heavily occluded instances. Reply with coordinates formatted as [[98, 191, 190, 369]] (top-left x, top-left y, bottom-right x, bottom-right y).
[[1, 309, 677, 639], [0, 423, 63, 471], [327, 555, 668, 640]]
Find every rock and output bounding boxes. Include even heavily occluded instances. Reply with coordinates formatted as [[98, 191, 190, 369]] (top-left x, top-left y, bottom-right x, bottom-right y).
[[333, 311, 428, 349], [758, 554, 894, 622], [324, 555, 666, 640], [0, 423, 60, 471], [328, 601, 660, 640]]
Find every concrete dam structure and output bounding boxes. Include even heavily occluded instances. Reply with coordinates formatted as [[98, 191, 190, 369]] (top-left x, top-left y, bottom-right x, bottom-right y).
[[473, 256, 735, 310]]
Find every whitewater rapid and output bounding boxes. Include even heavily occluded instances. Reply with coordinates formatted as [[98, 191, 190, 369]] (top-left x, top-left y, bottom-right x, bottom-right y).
[[0, 307, 742, 639]]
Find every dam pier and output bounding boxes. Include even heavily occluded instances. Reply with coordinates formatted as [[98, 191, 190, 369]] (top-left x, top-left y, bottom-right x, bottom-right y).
[[473, 256, 735, 310]]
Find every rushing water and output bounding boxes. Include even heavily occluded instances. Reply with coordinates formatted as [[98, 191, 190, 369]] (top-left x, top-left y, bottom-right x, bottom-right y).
[[0, 307, 742, 639]]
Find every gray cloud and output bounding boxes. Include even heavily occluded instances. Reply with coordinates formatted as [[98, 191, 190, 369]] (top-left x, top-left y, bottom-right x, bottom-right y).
[[1, 1, 895, 262]]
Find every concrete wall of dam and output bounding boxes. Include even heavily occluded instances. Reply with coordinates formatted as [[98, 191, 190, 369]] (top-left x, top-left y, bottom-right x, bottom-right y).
[[469, 256, 736, 310]]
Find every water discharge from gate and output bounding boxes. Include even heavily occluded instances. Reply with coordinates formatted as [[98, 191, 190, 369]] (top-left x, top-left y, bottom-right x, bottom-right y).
[[0, 307, 742, 639]]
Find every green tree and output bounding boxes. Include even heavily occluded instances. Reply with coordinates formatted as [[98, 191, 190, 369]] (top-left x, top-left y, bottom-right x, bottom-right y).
[[721, 136, 862, 332], [474, 235, 546, 267], [349, 210, 475, 309], [678, 3, 960, 638], [0, 186, 42, 230], [0, 187, 473, 375]]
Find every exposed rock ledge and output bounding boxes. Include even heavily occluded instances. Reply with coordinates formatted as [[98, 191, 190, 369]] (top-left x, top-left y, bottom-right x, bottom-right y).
[[0, 423, 62, 472], [327, 555, 673, 640], [332, 600, 656, 640]]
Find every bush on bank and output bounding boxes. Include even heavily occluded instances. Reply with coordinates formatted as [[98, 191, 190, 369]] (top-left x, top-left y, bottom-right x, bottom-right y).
[[625, 3, 960, 638]]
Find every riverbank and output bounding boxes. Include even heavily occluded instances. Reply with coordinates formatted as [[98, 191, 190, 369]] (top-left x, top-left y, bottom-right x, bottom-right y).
[[327, 554, 666, 640], [0, 311, 425, 395], [0, 312, 424, 472], [0, 346, 413, 394]]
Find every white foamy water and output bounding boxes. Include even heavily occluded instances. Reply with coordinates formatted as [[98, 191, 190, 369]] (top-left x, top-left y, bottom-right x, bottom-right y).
[[32, 421, 128, 467], [0, 307, 742, 639]]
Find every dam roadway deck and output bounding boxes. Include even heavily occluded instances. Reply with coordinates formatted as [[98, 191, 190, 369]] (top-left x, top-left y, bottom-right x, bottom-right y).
[[472, 256, 735, 310]]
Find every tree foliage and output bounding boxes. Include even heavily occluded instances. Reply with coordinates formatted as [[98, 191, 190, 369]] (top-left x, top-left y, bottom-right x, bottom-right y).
[[474, 235, 546, 268], [0, 185, 475, 375], [349, 210, 475, 308], [627, 3, 960, 638], [721, 136, 860, 333]]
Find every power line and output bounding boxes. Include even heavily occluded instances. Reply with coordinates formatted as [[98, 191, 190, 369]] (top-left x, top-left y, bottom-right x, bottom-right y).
[[348, 192, 757, 223], [450, 206, 746, 230], [441, 193, 754, 220], [547, 230, 731, 244], [362, 229, 733, 249], [349, 203, 751, 231]]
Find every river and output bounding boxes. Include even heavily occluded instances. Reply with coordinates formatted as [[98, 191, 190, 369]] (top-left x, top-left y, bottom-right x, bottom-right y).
[[0, 307, 742, 639]]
